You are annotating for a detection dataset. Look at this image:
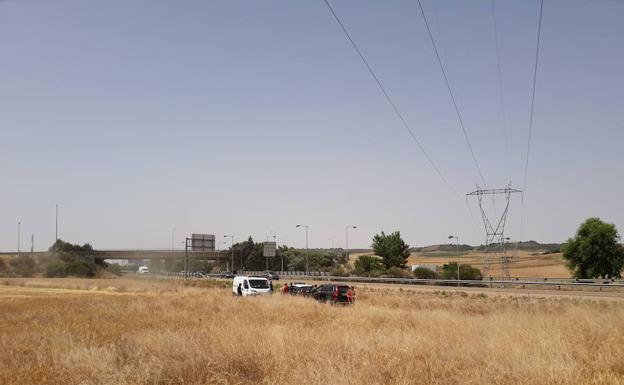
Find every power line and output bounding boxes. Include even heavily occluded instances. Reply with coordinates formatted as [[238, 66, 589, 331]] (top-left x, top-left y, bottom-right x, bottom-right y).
[[416, 0, 488, 188], [491, 0, 511, 179], [322, 0, 484, 241], [322, 0, 459, 198], [520, 0, 545, 243], [522, 0, 544, 191]]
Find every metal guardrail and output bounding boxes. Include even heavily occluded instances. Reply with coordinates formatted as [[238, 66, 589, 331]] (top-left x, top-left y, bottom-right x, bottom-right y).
[[290, 275, 624, 290], [145, 271, 624, 291]]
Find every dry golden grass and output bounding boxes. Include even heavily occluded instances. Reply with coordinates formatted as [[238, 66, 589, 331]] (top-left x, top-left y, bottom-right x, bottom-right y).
[[408, 250, 571, 278], [1, 278, 623, 385]]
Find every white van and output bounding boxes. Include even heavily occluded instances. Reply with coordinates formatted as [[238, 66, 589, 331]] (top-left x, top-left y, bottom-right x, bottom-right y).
[[138, 266, 149, 274], [232, 276, 271, 296]]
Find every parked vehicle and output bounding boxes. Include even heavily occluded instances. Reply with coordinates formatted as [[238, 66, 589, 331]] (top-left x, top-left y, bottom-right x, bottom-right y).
[[290, 282, 313, 296], [262, 271, 280, 280], [295, 285, 314, 296], [138, 266, 149, 274], [312, 284, 352, 304], [232, 276, 271, 296], [220, 271, 235, 279]]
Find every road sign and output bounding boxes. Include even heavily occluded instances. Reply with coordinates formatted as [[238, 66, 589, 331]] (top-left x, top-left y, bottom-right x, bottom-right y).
[[191, 234, 215, 251], [263, 241, 276, 257]]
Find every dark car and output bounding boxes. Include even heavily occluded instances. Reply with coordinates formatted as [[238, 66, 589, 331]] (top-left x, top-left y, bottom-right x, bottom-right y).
[[220, 271, 235, 279], [312, 284, 352, 304], [262, 271, 280, 280]]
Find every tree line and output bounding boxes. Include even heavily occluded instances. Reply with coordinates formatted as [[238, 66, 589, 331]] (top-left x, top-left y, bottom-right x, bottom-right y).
[[1, 217, 622, 279]]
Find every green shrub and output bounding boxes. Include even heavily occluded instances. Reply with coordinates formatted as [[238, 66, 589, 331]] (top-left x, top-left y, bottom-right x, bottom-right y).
[[45, 262, 68, 278], [386, 266, 411, 278], [413, 267, 437, 279], [354, 255, 384, 276], [0, 258, 9, 277], [106, 264, 122, 276], [46, 261, 97, 278], [64, 261, 97, 277], [9, 255, 38, 277], [330, 266, 348, 277], [441, 262, 482, 280]]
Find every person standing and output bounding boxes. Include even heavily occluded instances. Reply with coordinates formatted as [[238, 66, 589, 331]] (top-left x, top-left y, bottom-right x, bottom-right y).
[[237, 283, 243, 297], [346, 286, 355, 304]]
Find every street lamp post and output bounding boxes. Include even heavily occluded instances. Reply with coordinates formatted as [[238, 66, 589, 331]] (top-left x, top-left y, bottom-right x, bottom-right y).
[[224, 235, 234, 273], [345, 225, 357, 267], [171, 227, 176, 254], [278, 238, 284, 274], [17, 222, 21, 254], [296, 225, 309, 275], [218, 241, 227, 272], [448, 235, 460, 286]]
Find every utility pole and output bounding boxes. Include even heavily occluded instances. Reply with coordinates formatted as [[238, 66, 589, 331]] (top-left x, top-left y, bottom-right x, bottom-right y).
[[345, 225, 357, 267], [31, 234, 34, 256], [55, 204, 58, 241], [17, 222, 21, 254], [278, 238, 284, 274], [184, 237, 189, 279], [296, 225, 309, 275]]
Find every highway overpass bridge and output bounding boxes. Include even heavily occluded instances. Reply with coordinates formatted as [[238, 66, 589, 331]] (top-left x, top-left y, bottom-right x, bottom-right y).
[[0, 250, 222, 260]]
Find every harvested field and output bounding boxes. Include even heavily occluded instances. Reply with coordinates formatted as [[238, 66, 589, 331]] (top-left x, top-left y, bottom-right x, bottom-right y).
[[409, 250, 571, 278], [1, 278, 623, 385], [348, 250, 571, 278]]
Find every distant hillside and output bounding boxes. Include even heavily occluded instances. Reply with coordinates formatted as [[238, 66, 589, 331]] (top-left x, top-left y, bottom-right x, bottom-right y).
[[474, 240, 562, 252], [411, 244, 473, 253], [411, 241, 562, 253]]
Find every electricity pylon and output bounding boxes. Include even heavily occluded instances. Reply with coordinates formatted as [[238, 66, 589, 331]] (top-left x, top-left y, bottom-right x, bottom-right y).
[[467, 183, 521, 279]]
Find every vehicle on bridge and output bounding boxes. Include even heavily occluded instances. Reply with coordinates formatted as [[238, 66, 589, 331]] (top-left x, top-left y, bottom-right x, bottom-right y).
[[232, 276, 271, 296], [262, 271, 279, 280]]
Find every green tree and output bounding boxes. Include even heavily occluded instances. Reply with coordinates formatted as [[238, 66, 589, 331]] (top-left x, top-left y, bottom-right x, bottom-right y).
[[413, 267, 437, 279], [371, 231, 410, 269], [49, 239, 96, 263], [354, 254, 384, 276], [440, 262, 482, 280], [562, 217, 624, 279], [387, 266, 411, 278]]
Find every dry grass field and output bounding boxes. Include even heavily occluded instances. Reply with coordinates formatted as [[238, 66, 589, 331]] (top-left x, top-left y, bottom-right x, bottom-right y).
[[1, 277, 623, 385]]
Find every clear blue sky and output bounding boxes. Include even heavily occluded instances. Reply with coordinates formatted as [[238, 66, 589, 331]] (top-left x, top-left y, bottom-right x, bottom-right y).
[[1, 0, 623, 251]]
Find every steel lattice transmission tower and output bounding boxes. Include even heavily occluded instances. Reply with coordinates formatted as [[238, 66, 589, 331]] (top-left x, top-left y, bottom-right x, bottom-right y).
[[467, 183, 521, 279]]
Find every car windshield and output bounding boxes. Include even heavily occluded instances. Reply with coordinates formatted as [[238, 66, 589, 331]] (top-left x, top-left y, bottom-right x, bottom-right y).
[[249, 279, 269, 289], [337, 286, 349, 294]]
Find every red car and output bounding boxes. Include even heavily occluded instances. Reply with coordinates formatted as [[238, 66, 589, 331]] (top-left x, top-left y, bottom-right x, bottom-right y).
[[312, 284, 354, 304]]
